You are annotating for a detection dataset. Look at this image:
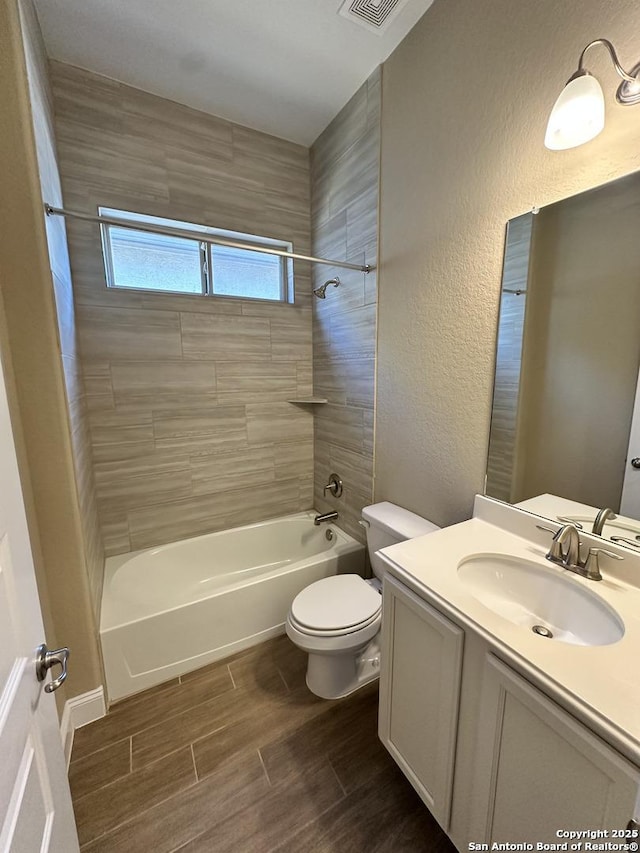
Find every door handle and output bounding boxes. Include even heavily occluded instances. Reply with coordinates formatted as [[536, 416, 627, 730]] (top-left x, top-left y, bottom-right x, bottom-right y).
[[36, 643, 70, 693], [631, 458, 640, 469]]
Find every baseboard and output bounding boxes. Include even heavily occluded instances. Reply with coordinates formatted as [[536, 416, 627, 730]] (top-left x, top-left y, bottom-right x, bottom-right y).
[[60, 686, 106, 767]]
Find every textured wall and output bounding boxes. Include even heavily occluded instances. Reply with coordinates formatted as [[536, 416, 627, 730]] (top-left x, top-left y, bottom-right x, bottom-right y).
[[310, 69, 380, 542], [51, 63, 314, 554], [377, 0, 640, 526], [0, 0, 103, 703], [20, 2, 105, 625]]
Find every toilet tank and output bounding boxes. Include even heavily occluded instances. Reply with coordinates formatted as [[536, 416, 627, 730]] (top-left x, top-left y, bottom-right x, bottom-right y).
[[362, 501, 439, 579]]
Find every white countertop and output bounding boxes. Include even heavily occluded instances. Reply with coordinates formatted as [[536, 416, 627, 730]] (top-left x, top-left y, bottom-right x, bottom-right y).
[[379, 498, 640, 765]]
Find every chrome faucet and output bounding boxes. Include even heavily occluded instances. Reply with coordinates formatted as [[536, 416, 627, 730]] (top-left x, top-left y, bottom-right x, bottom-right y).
[[314, 511, 338, 526], [537, 522, 622, 581], [592, 507, 617, 536]]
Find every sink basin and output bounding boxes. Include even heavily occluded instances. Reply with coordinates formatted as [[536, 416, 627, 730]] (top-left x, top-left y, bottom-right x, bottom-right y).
[[457, 554, 624, 646]]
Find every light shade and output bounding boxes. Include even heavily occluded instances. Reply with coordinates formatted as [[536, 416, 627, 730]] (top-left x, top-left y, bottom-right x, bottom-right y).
[[544, 72, 605, 150]]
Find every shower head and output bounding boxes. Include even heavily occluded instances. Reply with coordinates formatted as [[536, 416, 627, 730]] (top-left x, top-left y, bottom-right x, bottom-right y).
[[313, 277, 341, 299]]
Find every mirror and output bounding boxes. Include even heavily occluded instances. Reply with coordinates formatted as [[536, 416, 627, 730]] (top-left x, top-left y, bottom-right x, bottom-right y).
[[486, 171, 640, 539]]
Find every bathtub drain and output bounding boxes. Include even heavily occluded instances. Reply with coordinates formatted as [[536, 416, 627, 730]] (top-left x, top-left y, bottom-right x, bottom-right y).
[[532, 624, 553, 639]]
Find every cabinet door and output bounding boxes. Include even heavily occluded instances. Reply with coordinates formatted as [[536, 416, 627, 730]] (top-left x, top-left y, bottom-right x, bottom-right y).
[[379, 575, 464, 830], [470, 655, 640, 842]]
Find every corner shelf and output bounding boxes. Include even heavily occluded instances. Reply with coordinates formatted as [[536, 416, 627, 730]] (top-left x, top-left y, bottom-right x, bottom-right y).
[[287, 397, 328, 404]]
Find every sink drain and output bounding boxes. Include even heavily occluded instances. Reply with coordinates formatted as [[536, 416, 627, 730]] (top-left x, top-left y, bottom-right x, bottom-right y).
[[532, 625, 553, 639]]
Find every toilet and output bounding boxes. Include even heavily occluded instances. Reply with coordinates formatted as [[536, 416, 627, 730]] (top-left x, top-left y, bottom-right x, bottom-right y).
[[286, 501, 439, 699]]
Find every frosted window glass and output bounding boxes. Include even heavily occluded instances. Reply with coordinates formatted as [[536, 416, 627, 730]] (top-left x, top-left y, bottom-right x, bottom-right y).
[[109, 228, 203, 294], [211, 245, 283, 301], [100, 207, 292, 303]]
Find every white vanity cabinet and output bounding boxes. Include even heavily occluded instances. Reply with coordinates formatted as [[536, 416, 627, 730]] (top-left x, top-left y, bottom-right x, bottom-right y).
[[379, 572, 640, 847], [378, 575, 464, 831], [469, 655, 640, 842]]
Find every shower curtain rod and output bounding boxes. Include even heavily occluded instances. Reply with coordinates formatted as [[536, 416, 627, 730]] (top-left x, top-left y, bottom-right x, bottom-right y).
[[44, 204, 373, 274]]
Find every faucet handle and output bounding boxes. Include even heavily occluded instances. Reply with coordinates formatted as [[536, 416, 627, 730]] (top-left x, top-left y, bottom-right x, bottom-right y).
[[610, 536, 640, 550], [323, 473, 343, 498], [536, 524, 565, 563], [557, 516, 584, 529], [587, 547, 623, 561], [582, 547, 623, 582]]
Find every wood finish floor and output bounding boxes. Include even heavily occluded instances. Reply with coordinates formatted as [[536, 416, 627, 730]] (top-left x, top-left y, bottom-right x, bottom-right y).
[[69, 636, 456, 851]]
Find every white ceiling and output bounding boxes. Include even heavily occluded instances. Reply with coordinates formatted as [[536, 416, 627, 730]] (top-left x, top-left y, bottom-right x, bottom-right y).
[[33, 0, 434, 146]]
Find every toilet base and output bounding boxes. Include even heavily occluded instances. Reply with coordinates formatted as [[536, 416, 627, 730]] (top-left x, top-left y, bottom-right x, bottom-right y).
[[306, 636, 381, 700]]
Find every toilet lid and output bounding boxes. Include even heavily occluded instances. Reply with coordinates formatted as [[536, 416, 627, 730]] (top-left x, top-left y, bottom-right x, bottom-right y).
[[291, 574, 381, 632]]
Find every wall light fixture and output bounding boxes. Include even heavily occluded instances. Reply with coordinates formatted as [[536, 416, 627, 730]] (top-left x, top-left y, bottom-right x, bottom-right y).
[[545, 39, 640, 150]]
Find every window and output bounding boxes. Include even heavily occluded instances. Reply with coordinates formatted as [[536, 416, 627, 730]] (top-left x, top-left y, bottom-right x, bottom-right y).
[[99, 208, 293, 302]]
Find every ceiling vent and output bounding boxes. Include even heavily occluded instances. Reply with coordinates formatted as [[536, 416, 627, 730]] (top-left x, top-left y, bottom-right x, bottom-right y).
[[338, 0, 411, 35]]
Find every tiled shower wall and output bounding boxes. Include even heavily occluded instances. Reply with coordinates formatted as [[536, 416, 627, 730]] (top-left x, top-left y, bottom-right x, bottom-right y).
[[310, 69, 380, 542], [51, 62, 314, 555]]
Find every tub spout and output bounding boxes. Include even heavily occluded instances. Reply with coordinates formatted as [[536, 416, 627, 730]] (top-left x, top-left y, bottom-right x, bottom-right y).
[[314, 511, 338, 526]]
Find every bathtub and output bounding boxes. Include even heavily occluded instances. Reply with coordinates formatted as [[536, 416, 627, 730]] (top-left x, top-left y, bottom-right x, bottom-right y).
[[100, 511, 365, 702]]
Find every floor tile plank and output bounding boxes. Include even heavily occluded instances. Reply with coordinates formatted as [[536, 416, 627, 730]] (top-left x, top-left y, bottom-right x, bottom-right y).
[[267, 762, 455, 853], [71, 636, 454, 852], [80, 750, 268, 853], [259, 681, 378, 786], [74, 747, 196, 846], [72, 665, 234, 761], [69, 737, 131, 800], [176, 761, 344, 853]]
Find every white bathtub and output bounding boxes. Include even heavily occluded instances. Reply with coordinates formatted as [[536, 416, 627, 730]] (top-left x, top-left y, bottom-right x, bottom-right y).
[[100, 511, 365, 701]]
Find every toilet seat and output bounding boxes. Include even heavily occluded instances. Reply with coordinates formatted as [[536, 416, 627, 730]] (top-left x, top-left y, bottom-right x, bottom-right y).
[[290, 574, 381, 636]]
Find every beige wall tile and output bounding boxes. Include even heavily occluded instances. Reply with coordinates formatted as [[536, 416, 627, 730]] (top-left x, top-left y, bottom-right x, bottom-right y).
[[94, 450, 190, 484], [111, 361, 217, 408], [128, 478, 308, 550], [315, 303, 376, 361], [99, 504, 131, 556], [312, 85, 368, 190], [83, 363, 115, 413], [89, 409, 154, 447], [92, 438, 156, 465], [181, 313, 270, 361], [246, 403, 313, 445], [325, 445, 373, 498], [270, 321, 312, 363], [52, 62, 315, 552], [153, 406, 248, 453], [191, 447, 275, 496], [314, 357, 375, 410], [97, 466, 193, 510], [310, 71, 380, 535], [295, 362, 313, 397], [274, 441, 314, 481], [79, 306, 182, 361], [314, 405, 364, 455], [216, 362, 297, 404]]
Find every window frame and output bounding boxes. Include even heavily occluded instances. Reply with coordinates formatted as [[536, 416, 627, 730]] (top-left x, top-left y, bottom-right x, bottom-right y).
[[99, 207, 294, 303]]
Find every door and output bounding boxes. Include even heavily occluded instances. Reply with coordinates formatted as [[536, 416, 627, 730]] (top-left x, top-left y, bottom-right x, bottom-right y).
[[621, 367, 640, 518], [379, 575, 464, 831], [0, 348, 79, 851]]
